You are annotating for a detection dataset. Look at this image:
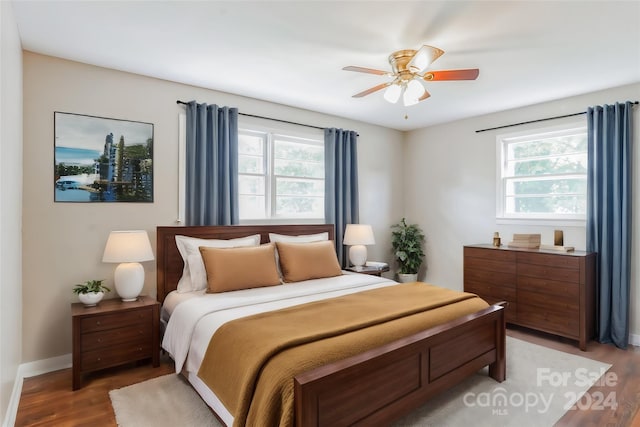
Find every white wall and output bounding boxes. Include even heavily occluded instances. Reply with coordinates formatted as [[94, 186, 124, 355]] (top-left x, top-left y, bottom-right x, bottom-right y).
[[0, 1, 23, 423], [404, 83, 640, 341], [21, 52, 404, 363]]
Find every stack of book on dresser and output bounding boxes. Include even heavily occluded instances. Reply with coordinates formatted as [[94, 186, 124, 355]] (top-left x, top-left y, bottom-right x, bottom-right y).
[[507, 233, 541, 249]]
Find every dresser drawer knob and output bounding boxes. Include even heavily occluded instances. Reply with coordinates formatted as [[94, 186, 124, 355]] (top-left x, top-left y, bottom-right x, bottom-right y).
[[97, 357, 101, 362], [96, 321, 101, 326]]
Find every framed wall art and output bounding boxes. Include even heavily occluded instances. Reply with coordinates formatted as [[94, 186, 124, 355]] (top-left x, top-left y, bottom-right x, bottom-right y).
[[54, 112, 154, 202]]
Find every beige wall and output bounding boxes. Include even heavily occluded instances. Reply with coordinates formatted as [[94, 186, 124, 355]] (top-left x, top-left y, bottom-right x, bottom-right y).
[[21, 52, 405, 362], [1, 0, 23, 422], [404, 83, 640, 343]]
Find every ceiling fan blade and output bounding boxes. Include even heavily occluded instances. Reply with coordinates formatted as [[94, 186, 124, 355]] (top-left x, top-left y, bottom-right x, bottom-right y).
[[418, 90, 431, 102], [423, 69, 480, 81], [343, 66, 389, 76], [352, 82, 391, 98], [407, 45, 445, 73]]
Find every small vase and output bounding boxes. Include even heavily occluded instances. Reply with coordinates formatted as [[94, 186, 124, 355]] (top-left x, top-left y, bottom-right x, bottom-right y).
[[78, 291, 104, 307], [397, 273, 418, 283]]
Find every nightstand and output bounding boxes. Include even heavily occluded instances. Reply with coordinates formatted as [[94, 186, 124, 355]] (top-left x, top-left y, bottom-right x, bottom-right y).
[[345, 265, 390, 277], [71, 295, 160, 390]]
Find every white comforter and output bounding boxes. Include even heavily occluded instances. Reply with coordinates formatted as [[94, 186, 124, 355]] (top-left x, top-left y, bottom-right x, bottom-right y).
[[162, 272, 397, 374]]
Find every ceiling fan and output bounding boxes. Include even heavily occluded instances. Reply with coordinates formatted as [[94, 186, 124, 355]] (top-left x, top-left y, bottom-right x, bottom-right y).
[[343, 45, 479, 107]]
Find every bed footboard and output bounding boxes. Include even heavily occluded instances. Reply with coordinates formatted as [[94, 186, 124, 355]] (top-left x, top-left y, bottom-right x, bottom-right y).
[[294, 303, 505, 427]]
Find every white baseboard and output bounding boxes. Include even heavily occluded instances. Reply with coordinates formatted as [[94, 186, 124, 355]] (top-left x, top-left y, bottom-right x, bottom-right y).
[[629, 333, 640, 348], [2, 353, 71, 427]]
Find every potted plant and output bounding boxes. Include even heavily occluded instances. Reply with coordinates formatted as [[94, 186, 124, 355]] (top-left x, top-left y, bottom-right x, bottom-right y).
[[391, 218, 425, 282], [73, 280, 110, 307]]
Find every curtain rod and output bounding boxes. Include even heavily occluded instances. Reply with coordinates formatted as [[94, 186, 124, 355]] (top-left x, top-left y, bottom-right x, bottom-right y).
[[176, 100, 359, 136], [475, 101, 638, 133]]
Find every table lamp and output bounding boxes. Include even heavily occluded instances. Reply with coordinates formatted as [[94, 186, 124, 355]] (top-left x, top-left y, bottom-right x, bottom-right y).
[[343, 224, 375, 271], [102, 230, 154, 301]]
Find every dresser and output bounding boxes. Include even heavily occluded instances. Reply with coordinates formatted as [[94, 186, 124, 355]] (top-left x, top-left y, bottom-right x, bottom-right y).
[[463, 244, 595, 350], [72, 296, 160, 390]]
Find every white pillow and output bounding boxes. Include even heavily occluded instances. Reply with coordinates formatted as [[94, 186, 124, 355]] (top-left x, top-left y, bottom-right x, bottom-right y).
[[268, 232, 329, 243], [175, 234, 261, 292], [268, 232, 329, 278]]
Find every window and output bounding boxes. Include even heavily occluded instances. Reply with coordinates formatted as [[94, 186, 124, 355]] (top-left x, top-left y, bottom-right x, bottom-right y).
[[497, 123, 587, 223], [238, 128, 324, 221]]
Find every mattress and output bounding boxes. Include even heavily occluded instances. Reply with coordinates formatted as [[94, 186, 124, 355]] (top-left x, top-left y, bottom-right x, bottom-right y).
[[161, 272, 397, 426]]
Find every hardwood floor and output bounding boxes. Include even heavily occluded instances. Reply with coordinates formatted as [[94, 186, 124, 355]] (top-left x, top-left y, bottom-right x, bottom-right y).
[[14, 329, 640, 426]]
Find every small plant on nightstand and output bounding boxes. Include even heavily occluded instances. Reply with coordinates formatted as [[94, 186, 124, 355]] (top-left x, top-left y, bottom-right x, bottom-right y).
[[73, 280, 110, 307]]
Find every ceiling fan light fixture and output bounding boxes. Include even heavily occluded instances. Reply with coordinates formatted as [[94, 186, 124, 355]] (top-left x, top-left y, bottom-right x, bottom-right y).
[[383, 83, 403, 104], [405, 79, 425, 100]]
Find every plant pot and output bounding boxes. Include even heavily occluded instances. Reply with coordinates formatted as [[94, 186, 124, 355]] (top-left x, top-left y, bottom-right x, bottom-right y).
[[397, 273, 418, 283], [78, 291, 104, 307]]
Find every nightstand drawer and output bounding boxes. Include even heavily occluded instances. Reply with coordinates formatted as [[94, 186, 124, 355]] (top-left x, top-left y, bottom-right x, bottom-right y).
[[80, 307, 151, 333], [82, 323, 153, 352], [81, 342, 153, 371]]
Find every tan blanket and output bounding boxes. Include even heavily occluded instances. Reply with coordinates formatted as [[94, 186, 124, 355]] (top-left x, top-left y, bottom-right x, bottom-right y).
[[197, 282, 489, 427]]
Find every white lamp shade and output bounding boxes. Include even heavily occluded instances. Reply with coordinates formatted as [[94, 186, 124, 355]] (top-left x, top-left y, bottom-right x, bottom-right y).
[[102, 230, 154, 263], [343, 224, 375, 246], [407, 44, 444, 73]]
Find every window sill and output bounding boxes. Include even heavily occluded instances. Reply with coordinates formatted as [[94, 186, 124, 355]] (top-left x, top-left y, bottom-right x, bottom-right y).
[[239, 218, 326, 225], [496, 217, 586, 227]]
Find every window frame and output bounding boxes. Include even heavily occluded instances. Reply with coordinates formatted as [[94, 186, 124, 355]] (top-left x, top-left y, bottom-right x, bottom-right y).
[[238, 120, 325, 224], [495, 121, 588, 226]]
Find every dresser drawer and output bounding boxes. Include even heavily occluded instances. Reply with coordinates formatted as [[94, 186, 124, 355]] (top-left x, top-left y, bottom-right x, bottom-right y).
[[517, 263, 580, 282], [517, 252, 580, 269], [82, 323, 153, 352], [517, 290, 579, 313], [81, 307, 152, 333], [463, 257, 516, 274], [81, 341, 153, 372], [517, 304, 579, 337], [464, 247, 517, 263], [464, 268, 516, 288], [465, 281, 516, 302], [517, 276, 579, 299]]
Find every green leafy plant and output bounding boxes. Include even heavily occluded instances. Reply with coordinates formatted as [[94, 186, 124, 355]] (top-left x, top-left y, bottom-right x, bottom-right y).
[[391, 218, 425, 274], [72, 280, 110, 295]]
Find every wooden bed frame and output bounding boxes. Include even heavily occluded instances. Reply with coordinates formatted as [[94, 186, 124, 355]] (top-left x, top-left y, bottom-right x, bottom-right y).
[[156, 224, 506, 427]]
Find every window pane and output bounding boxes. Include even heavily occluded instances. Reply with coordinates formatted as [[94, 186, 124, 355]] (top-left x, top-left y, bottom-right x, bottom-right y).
[[509, 134, 587, 160], [274, 139, 323, 162], [276, 177, 323, 196], [274, 159, 324, 178], [508, 195, 586, 214], [239, 195, 265, 219], [239, 155, 263, 174], [275, 196, 324, 217], [512, 153, 587, 176], [507, 177, 587, 196], [238, 175, 264, 195], [239, 134, 264, 155]]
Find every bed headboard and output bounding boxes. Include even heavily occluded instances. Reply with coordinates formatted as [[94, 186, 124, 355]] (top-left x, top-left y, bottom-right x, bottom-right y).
[[156, 224, 335, 303]]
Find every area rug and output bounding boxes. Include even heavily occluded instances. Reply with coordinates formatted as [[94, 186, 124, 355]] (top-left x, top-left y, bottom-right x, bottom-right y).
[[110, 337, 611, 427]]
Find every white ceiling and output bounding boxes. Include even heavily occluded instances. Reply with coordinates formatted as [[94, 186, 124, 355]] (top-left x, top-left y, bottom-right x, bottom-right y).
[[11, 0, 640, 131]]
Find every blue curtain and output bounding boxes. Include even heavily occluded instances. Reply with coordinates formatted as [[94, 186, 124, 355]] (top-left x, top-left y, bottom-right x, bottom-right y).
[[184, 101, 239, 225], [324, 128, 359, 267], [586, 101, 633, 349]]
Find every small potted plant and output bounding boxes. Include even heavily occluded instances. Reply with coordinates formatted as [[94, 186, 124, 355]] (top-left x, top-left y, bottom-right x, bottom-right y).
[[391, 218, 426, 282], [73, 280, 110, 307]]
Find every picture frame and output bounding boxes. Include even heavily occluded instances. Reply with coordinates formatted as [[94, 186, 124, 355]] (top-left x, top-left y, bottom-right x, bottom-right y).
[[54, 112, 154, 203]]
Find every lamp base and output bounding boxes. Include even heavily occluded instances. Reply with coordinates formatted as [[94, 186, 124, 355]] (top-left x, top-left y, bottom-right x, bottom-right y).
[[114, 262, 145, 302], [349, 245, 368, 271]]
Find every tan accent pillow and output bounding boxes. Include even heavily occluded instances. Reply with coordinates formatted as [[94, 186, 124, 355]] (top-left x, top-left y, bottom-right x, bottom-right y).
[[199, 243, 281, 293], [275, 240, 342, 283]]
